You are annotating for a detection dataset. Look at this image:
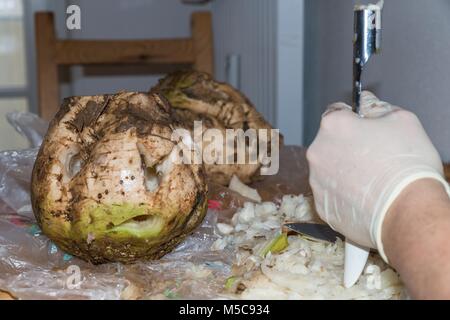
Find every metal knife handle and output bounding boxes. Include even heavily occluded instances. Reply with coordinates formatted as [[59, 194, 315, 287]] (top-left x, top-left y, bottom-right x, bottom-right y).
[[353, 6, 382, 114]]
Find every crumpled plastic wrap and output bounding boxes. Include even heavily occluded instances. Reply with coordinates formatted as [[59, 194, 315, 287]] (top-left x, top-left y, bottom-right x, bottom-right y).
[[0, 112, 310, 300], [6, 112, 48, 148], [0, 148, 38, 216]]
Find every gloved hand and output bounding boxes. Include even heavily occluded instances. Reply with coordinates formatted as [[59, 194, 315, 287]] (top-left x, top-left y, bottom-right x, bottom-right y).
[[307, 91, 450, 262]]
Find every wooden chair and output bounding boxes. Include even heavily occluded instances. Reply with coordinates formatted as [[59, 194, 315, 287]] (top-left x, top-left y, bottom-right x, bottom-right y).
[[35, 11, 214, 121]]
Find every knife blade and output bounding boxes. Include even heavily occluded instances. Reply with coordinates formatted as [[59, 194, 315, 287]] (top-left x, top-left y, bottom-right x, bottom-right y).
[[344, 240, 370, 288], [283, 223, 345, 243]]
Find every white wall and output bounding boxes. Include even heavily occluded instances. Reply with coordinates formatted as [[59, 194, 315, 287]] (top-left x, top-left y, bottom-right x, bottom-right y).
[[305, 0, 450, 161], [212, 0, 278, 126], [212, 0, 305, 145], [277, 0, 304, 146]]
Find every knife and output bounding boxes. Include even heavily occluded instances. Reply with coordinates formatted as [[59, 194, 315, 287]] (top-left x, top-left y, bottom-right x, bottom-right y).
[[283, 223, 345, 243], [347, 0, 384, 289]]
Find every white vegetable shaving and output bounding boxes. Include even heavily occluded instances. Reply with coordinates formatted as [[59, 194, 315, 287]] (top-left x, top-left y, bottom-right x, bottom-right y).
[[214, 194, 404, 300], [229, 175, 262, 203]]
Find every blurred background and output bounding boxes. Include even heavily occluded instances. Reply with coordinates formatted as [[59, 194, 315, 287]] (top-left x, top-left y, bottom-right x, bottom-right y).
[[1, 0, 450, 162]]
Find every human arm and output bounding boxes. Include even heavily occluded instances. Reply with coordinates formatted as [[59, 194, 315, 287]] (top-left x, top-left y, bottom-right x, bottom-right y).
[[383, 178, 450, 299], [306, 92, 450, 299]]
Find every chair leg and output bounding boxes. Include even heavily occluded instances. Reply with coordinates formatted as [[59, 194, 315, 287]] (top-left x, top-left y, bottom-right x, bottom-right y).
[[191, 11, 214, 76], [36, 12, 59, 121]]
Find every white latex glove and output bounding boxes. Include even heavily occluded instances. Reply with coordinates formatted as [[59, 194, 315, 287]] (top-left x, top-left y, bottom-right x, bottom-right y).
[[307, 92, 450, 262]]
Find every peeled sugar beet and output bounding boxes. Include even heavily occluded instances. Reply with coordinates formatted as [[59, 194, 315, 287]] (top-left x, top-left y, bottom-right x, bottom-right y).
[[31, 92, 208, 264], [152, 71, 277, 186]]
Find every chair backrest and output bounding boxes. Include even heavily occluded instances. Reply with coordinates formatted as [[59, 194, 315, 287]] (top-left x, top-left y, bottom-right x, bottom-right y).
[[35, 11, 214, 120]]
